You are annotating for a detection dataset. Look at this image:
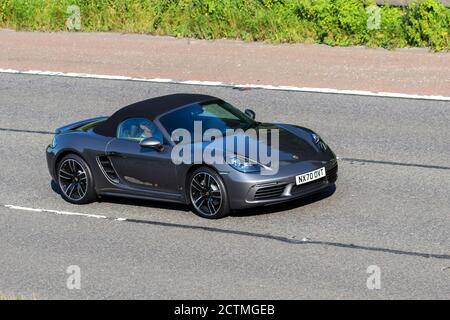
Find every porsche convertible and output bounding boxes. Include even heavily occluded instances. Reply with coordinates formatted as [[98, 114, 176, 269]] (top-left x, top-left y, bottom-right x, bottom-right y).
[[46, 93, 337, 219]]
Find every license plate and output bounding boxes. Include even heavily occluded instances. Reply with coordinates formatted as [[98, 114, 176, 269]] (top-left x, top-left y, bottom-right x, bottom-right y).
[[295, 167, 326, 185]]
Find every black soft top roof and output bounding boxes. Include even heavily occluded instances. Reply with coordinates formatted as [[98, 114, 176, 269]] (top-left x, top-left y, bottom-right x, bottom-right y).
[[94, 93, 216, 137]]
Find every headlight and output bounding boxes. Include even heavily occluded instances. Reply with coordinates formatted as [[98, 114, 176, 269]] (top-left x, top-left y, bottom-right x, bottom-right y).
[[228, 156, 261, 173]]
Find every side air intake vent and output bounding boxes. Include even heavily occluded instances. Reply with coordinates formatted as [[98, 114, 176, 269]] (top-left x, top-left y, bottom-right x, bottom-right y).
[[97, 156, 119, 184]]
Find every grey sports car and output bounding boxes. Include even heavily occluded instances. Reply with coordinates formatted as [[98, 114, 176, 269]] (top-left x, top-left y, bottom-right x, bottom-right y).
[[46, 94, 337, 219]]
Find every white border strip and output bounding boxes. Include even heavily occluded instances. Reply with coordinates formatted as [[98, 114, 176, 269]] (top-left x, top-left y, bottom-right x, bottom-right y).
[[4, 204, 127, 222], [1, 68, 450, 101]]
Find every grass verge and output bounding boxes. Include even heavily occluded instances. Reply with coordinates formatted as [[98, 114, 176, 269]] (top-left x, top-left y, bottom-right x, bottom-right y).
[[0, 293, 25, 300], [0, 0, 449, 50]]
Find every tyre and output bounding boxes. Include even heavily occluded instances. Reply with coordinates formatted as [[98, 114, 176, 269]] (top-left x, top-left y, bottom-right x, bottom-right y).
[[188, 167, 230, 219], [57, 154, 97, 204]]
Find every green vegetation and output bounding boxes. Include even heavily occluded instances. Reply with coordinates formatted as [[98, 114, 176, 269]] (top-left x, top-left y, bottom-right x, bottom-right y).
[[0, 292, 24, 300], [0, 0, 448, 50]]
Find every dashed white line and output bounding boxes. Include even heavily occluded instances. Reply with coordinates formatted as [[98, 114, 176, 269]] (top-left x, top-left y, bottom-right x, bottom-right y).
[[3, 204, 127, 222], [1, 68, 450, 101]]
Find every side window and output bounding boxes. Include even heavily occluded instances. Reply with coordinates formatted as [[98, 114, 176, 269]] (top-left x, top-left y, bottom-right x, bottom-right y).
[[117, 118, 164, 143]]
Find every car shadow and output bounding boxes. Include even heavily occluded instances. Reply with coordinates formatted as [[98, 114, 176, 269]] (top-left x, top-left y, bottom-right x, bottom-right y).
[[51, 180, 62, 195], [98, 195, 191, 212], [50, 181, 336, 217], [51, 180, 190, 212]]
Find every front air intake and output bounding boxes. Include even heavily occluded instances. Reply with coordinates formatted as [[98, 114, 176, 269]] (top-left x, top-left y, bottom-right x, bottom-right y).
[[254, 184, 287, 200]]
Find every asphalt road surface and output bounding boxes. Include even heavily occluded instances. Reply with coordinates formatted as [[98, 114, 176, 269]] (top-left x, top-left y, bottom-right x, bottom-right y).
[[0, 73, 449, 299]]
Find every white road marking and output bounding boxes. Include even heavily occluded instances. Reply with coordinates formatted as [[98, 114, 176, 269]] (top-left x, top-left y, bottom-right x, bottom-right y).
[[1, 68, 449, 101], [3, 204, 127, 222], [4, 205, 43, 212]]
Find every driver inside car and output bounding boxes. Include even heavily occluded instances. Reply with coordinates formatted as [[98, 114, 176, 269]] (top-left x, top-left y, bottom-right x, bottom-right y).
[[139, 122, 153, 139]]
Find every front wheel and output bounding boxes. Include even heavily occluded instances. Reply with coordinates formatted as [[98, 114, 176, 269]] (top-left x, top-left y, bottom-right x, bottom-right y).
[[189, 167, 230, 219], [57, 154, 97, 204]]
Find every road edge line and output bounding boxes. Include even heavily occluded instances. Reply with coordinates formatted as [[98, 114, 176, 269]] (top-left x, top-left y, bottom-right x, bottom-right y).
[[3, 204, 127, 221], [1, 68, 450, 101]]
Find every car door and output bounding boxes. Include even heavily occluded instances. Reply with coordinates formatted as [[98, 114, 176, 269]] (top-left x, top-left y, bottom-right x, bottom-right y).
[[105, 118, 180, 199]]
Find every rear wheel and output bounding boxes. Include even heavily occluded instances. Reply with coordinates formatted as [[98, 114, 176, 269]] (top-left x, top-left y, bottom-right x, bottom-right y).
[[189, 167, 230, 219], [57, 154, 97, 204]]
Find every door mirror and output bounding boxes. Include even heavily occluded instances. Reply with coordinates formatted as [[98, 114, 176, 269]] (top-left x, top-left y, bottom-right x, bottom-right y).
[[140, 138, 164, 151], [244, 109, 256, 120]]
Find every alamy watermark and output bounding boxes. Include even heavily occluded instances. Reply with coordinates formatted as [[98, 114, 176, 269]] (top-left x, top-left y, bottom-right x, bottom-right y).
[[366, 265, 381, 290], [66, 265, 81, 290], [170, 122, 280, 175], [66, 5, 81, 31], [366, 5, 381, 30]]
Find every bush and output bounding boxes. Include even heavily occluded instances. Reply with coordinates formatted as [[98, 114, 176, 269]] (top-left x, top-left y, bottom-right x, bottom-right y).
[[294, 0, 370, 45], [404, 0, 450, 50], [367, 5, 408, 49], [0, 0, 448, 51]]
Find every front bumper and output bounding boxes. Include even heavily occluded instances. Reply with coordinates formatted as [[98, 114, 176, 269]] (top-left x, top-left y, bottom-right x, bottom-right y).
[[46, 145, 57, 181], [221, 159, 338, 210]]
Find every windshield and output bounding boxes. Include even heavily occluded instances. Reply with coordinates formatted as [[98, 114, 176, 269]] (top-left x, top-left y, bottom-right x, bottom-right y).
[[159, 100, 255, 139]]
